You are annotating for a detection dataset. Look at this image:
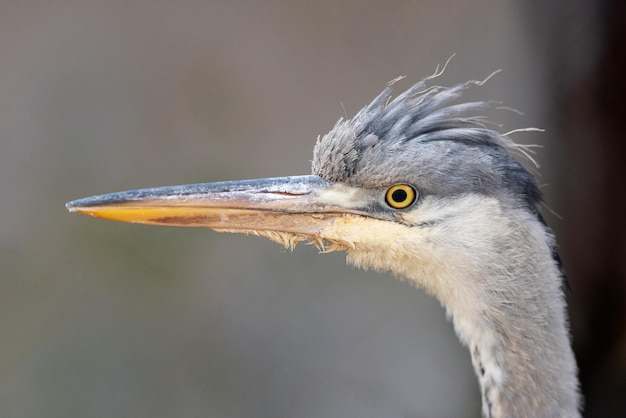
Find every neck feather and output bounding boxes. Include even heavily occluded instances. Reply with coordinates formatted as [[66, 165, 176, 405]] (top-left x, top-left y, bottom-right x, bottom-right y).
[[462, 276, 580, 418], [428, 200, 580, 417], [341, 195, 581, 417]]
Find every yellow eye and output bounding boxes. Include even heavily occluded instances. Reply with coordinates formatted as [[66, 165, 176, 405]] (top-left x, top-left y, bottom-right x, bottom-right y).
[[385, 184, 417, 209]]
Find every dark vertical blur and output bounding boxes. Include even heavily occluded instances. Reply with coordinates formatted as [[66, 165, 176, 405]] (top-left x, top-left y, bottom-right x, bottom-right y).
[[526, 1, 626, 416]]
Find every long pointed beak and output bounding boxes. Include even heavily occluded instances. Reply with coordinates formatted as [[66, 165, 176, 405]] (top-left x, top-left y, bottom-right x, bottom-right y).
[[66, 175, 368, 237]]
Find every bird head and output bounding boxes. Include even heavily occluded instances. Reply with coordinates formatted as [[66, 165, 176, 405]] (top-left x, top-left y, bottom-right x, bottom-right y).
[[67, 76, 543, 290]]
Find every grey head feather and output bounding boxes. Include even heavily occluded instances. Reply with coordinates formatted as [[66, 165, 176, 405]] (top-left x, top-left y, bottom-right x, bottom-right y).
[[312, 79, 542, 212]]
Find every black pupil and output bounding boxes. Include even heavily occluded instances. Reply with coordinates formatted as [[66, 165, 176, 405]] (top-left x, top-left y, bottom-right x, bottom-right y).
[[392, 189, 408, 202]]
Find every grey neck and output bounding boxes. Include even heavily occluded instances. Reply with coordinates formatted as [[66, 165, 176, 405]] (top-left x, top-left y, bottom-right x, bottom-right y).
[[465, 282, 580, 418], [440, 208, 581, 417], [340, 195, 581, 416], [404, 198, 581, 417]]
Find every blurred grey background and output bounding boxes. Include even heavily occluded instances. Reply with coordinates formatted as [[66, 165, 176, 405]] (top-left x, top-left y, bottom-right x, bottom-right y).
[[1, 1, 624, 417]]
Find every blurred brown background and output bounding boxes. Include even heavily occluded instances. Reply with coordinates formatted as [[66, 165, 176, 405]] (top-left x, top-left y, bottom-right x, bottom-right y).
[[1, 1, 624, 417]]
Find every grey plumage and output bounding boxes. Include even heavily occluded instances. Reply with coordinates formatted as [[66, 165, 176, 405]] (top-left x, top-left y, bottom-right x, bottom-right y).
[[67, 74, 581, 417], [314, 78, 580, 417], [313, 78, 541, 211]]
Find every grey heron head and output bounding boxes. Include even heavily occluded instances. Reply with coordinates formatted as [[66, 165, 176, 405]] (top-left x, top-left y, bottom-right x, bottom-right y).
[[312, 78, 541, 215], [66, 76, 543, 263]]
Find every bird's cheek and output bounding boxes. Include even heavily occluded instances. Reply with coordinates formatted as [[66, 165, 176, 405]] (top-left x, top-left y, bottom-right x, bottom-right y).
[[318, 215, 410, 251]]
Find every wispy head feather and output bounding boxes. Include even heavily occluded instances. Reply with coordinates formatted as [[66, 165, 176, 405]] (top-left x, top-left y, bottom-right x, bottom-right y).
[[312, 74, 542, 211]]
